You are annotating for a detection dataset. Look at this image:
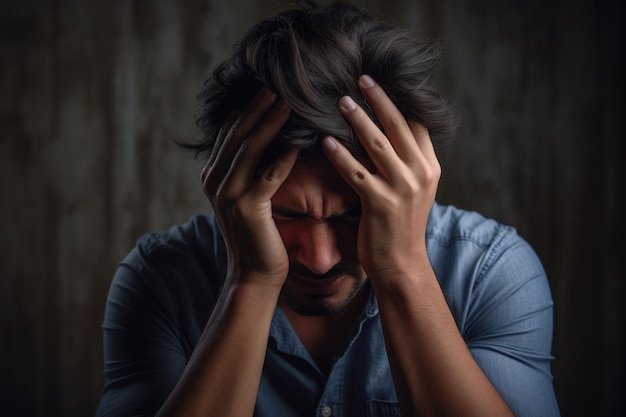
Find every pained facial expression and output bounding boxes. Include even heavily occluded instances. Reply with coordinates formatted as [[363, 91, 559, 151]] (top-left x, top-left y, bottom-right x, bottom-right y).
[[271, 158, 367, 316]]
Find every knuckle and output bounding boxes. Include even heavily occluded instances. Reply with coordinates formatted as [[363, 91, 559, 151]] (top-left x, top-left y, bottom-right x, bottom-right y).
[[227, 117, 242, 138], [412, 167, 440, 194], [400, 178, 420, 197], [381, 111, 404, 129], [214, 187, 237, 208], [417, 168, 434, 185], [371, 133, 389, 152], [203, 171, 220, 197], [237, 138, 251, 155], [422, 166, 436, 182], [203, 182, 215, 199], [229, 139, 251, 167], [414, 159, 440, 184], [261, 164, 282, 183], [350, 169, 367, 183], [432, 161, 442, 180], [231, 199, 248, 218]]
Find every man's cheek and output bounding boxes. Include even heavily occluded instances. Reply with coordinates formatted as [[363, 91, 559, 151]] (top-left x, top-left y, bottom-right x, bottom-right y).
[[274, 222, 302, 254], [334, 221, 360, 260]]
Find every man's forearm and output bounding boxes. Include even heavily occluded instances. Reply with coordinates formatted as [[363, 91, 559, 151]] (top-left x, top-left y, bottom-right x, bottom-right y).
[[156, 280, 281, 417], [372, 260, 514, 417], [158, 84, 294, 416]]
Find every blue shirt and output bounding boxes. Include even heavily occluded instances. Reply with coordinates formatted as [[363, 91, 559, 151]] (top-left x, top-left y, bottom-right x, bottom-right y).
[[96, 203, 560, 417]]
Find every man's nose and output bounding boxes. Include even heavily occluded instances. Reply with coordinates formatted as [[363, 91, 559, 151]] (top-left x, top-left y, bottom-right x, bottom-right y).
[[295, 221, 342, 275]]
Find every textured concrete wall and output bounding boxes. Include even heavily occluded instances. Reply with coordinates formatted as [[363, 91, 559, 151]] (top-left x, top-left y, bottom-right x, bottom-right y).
[[1, 0, 623, 416]]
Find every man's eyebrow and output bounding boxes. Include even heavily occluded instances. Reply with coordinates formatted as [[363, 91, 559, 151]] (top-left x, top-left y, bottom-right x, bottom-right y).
[[271, 207, 307, 217], [271, 206, 362, 218]]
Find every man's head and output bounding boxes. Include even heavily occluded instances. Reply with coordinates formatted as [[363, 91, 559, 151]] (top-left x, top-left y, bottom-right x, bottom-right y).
[[192, 0, 459, 167], [195, 1, 458, 317]]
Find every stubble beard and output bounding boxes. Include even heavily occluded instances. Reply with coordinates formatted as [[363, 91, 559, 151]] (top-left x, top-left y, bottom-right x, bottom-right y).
[[279, 262, 369, 317]]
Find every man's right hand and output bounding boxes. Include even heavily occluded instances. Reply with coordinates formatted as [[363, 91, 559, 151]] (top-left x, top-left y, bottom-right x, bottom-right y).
[[202, 88, 298, 288], [155, 91, 297, 417]]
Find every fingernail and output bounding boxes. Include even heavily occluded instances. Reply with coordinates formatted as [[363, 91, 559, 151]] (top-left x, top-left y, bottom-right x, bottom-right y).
[[339, 96, 357, 111], [322, 136, 337, 152], [260, 87, 275, 98], [360, 74, 375, 88]]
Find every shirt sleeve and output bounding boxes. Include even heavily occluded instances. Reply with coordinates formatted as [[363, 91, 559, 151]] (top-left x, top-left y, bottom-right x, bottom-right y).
[[464, 232, 561, 417], [95, 259, 189, 417], [95, 215, 224, 416]]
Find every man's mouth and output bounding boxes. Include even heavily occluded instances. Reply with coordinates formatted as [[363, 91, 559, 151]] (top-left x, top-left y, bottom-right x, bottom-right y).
[[288, 273, 349, 295]]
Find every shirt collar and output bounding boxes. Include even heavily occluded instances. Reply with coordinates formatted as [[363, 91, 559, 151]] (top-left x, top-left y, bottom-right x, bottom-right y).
[[269, 284, 379, 357]]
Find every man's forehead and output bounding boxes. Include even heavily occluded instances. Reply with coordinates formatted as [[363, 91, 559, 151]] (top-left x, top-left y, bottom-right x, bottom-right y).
[[273, 157, 361, 213]]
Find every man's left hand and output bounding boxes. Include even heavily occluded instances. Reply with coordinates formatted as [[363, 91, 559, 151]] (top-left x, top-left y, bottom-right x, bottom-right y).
[[321, 74, 440, 282]]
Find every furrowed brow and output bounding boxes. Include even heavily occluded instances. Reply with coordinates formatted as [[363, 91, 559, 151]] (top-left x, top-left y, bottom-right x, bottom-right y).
[[271, 207, 307, 218]]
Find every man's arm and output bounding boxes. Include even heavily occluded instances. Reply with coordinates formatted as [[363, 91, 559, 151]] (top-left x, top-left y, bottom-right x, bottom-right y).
[[154, 88, 297, 417], [465, 235, 559, 416], [322, 74, 515, 417]]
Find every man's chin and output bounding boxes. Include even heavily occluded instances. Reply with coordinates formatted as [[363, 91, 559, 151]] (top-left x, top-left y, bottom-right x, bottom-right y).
[[279, 294, 348, 317]]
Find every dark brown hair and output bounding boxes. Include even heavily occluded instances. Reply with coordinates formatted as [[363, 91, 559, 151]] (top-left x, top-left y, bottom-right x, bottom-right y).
[[190, 0, 459, 164]]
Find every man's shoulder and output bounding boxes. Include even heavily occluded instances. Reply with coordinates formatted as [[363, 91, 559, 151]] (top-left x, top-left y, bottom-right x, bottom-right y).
[[105, 213, 223, 355], [427, 202, 547, 296], [425, 202, 543, 280], [130, 212, 220, 262], [117, 212, 225, 288], [427, 202, 516, 248]]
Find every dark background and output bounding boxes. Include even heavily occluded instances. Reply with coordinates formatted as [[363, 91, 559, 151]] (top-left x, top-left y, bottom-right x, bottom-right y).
[[1, 0, 624, 415]]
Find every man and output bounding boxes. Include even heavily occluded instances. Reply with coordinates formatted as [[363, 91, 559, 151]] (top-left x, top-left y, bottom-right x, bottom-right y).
[[96, 1, 560, 416]]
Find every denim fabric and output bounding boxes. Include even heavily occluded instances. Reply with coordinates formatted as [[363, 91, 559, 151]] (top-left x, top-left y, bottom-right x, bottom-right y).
[[95, 203, 560, 417]]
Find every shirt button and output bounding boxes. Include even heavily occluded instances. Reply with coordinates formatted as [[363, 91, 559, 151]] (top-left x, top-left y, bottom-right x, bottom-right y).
[[321, 405, 332, 417]]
